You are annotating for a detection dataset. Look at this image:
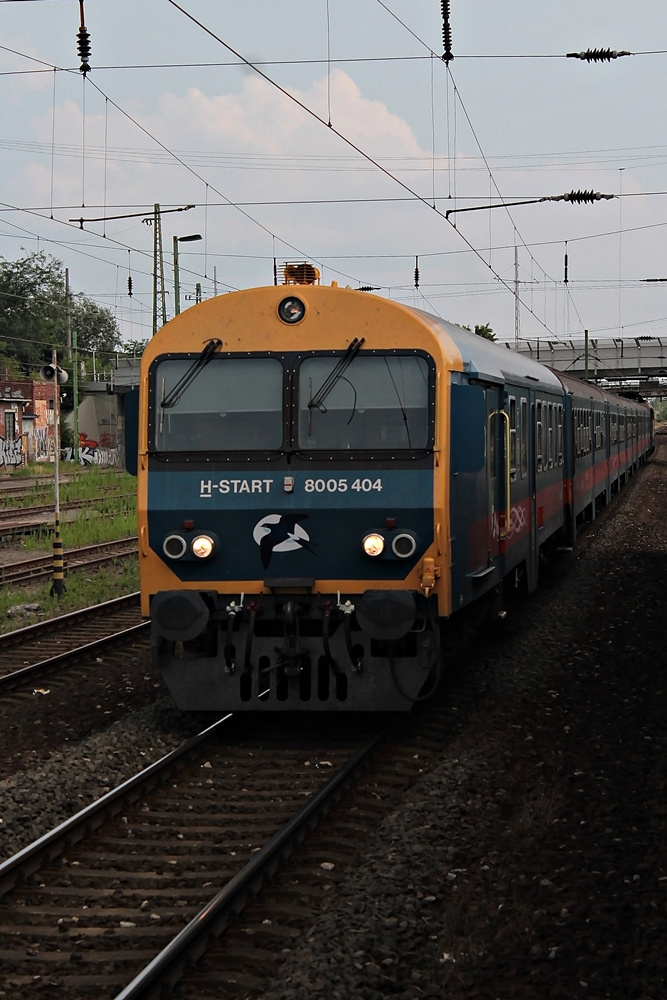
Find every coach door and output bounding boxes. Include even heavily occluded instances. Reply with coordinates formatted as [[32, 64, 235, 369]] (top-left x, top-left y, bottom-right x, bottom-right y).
[[526, 390, 539, 591], [487, 385, 509, 571]]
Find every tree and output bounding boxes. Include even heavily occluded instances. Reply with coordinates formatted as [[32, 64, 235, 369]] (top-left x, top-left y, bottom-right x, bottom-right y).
[[462, 322, 496, 342], [0, 252, 66, 375], [122, 337, 149, 358], [473, 323, 495, 342], [70, 295, 122, 358], [0, 251, 122, 379]]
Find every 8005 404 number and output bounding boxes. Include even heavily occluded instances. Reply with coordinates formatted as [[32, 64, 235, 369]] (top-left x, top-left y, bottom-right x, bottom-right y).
[[304, 478, 382, 493]]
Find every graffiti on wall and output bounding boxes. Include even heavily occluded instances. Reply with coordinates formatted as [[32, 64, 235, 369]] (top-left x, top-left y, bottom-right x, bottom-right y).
[[61, 431, 120, 467], [0, 433, 22, 467], [0, 428, 122, 469], [30, 426, 54, 462]]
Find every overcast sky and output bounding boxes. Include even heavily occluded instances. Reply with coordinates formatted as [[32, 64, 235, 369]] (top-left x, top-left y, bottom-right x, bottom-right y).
[[1, 0, 667, 354]]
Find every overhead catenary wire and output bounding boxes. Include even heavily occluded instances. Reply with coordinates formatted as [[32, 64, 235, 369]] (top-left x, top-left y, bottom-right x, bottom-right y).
[[162, 0, 561, 335], [0, 8, 660, 345]]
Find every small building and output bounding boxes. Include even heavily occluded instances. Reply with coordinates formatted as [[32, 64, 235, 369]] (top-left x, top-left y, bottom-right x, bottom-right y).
[[0, 380, 35, 468]]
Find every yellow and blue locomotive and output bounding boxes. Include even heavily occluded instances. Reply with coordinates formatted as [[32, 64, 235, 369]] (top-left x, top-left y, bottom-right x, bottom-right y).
[[126, 267, 653, 711]]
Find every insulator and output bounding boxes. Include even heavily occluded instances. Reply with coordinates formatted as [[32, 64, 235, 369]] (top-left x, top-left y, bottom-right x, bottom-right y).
[[127, 275, 133, 297], [564, 253, 569, 285], [414, 256, 420, 289], [441, 0, 454, 64], [564, 189, 602, 203], [77, 1, 91, 76], [566, 48, 631, 62], [77, 27, 91, 76], [273, 257, 278, 286], [358, 286, 381, 292]]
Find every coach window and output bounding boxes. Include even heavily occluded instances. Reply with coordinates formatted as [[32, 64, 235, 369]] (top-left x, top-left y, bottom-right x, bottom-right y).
[[557, 404, 563, 464], [488, 411, 496, 477], [509, 396, 516, 483], [536, 401, 543, 473], [610, 412, 617, 446], [547, 402, 554, 468], [520, 398, 528, 478], [619, 413, 626, 443]]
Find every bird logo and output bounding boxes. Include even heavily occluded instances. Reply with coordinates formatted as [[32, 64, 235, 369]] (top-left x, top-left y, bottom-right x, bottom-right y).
[[253, 514, 314, 569]]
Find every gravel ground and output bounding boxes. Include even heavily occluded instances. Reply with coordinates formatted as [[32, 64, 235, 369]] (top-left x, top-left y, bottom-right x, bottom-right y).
[[256, 438, 667, 1000], [0, 438, 665, 999]]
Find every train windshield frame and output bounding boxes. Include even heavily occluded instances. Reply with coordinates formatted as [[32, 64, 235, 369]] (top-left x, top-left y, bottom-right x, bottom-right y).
[[152, 355, 284, 453], [148, 349, 435, 458], [297, 351, 433, 452]]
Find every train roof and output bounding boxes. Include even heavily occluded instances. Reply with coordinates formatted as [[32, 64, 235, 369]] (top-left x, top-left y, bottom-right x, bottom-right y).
[[407, 306, 563, 393], [553, 368, 648, 409], [405, 304, 649, 410]]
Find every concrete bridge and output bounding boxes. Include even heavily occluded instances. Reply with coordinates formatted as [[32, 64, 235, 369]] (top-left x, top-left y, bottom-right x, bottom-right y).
[[507, 336, 667, 397], [85, 337, 667, 399]]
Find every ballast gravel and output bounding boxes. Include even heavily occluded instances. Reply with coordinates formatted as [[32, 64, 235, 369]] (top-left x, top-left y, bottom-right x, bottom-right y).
[[0, 434, 665, 999]]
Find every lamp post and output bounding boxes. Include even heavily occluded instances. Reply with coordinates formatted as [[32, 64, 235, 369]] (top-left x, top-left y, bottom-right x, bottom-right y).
[[173, 234, 202, 317]]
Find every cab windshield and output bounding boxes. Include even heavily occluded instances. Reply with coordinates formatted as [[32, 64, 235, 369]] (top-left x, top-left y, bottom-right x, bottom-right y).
[[298, 354, 430, 450], [151, 351, 432, 454], [154, 357, 283, 452]]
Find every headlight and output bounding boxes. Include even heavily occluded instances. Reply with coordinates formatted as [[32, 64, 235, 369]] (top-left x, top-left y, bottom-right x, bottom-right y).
[[391, 532, 417, 559], [362, 533, 385, 557], [191, 534, 216, 559], [163, 534, 187, 559], [278, 296, 306, 324]]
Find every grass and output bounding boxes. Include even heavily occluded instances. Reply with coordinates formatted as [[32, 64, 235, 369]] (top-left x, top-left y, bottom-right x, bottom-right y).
[[0, 465, 139, 633], [4, 465, 137, 552], [0, 560, 140, 634], [1, 464, 133, 509]]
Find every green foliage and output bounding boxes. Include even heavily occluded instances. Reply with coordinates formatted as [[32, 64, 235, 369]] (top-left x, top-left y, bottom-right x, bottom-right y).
[[122, 337, 149, 357], [0, 251, 122, 380], [6, 467, 136, 545], [474, 323, 495, 341], [0, 559, 139, 634], [0, 466, 138, 632], [461, 322, 496, 342], [651, 398, 667, 421]]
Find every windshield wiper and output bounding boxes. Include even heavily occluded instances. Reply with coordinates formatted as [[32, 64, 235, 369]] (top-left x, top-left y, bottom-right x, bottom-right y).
[[308, 337, 365, 414], [160, 338, 222, 409]]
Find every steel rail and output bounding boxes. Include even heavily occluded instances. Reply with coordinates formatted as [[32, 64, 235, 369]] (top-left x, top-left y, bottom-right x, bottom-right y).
[[0, 621, 149, 689], [113, 731, 385, 1000], [0, 713, 234, 898], [0, 537, 138, 585], [0, 591, 140, 647]]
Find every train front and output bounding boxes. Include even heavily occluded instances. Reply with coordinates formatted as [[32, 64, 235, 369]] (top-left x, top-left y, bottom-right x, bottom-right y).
[[136, 278, 456, 710]]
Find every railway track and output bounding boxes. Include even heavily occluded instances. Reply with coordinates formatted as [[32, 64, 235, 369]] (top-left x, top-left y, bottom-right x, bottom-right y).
[[0, 493, 135, 539], [0, 715, 384, 996], [0, 593, 155, 775], [0, 475, 75, 503], [0, 592, 143, 680], [0, 692, 467, 1000], [0, 537, 138, 586]]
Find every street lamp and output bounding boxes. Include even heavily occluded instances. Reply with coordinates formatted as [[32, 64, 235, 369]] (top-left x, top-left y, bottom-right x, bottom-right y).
[[173, 234, 202, 317]]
